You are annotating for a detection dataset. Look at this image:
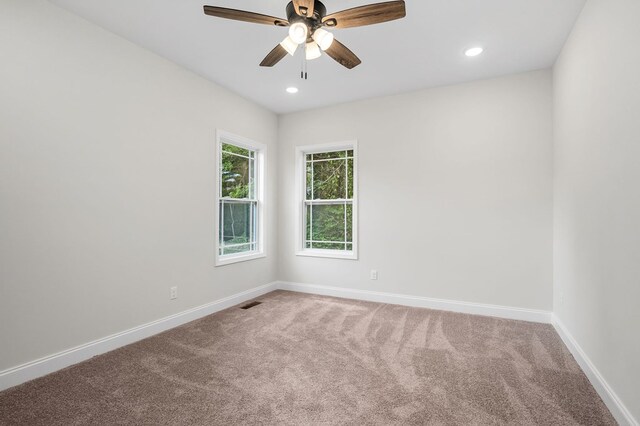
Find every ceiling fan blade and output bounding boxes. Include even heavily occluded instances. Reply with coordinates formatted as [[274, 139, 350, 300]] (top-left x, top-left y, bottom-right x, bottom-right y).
[[322, 1, 406, 29], [325, 39, 361, 69], [292, 0, 315, 17], [203, 6, 289, 27], [260, 44, 288, 67]]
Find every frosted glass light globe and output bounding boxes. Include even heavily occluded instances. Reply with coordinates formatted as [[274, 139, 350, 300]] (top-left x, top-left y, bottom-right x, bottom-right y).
[[305, 41, 321, 60], [312, 28, 334, 51], [280, 36, 298, 56], [289, 22, 308, 45]]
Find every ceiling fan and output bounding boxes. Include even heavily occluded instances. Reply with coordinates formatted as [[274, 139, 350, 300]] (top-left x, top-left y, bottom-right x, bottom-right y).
[[203, 0, 406, 70]]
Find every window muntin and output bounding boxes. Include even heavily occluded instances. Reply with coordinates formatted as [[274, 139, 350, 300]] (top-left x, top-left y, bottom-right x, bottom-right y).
[[303, 148, 355, 255], [216, 134, 264, 265]]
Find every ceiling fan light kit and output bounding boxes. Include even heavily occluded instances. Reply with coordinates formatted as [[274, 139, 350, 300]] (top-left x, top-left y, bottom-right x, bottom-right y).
[[203, 0, 406, 72]]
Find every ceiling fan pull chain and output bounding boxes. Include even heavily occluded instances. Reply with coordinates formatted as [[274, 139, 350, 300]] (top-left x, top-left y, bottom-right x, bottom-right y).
[[304, 43, 308, 80]]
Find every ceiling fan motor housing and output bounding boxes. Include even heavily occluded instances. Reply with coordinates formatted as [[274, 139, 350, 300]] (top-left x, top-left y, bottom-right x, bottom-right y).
[[286, 0, 327, 35]]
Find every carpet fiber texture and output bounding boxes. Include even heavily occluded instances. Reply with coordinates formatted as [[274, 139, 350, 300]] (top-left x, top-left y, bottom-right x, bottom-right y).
[[0, 290, 615, 425]]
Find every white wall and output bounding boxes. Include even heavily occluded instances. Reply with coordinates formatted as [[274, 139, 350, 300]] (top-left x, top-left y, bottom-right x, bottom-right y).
[[0, 0, 278, 371], [553, 0, 640, 422], [278, 70, 553, 311], [2, 1, 637, 418]]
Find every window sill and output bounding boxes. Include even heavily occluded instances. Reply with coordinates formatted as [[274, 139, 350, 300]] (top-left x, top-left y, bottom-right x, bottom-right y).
[[216, 252, 266, 267], [296, 249, 358, 261]]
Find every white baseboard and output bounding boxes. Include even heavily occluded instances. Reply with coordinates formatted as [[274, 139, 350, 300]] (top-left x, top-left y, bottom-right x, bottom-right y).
[[0, 281, 278, 392], [551, 315, 638, 426], [276, 281, 552, 324]]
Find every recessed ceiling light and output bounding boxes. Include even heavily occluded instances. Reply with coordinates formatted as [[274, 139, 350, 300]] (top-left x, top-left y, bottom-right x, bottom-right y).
[[465, 47, 484, 57], [286, 87, 299, 94]]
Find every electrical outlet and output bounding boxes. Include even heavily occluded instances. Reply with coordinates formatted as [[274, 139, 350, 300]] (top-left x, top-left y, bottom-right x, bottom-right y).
[[559, 291, 564, 306], [370, 270, 378, 280], [170, 286, 178, 300]]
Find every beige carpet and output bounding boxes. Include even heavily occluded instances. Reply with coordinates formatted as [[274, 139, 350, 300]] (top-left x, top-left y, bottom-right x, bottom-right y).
[[0, 290, 615, 425]]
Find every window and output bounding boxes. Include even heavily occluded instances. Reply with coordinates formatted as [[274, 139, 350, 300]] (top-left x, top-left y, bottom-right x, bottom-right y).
[[296, 141, 358, 259], [216, 131, 265, 266]]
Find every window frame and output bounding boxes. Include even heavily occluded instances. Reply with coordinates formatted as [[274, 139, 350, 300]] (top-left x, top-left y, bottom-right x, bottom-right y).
[[215, 130, 267, 267], [295, 140, 358, 260]]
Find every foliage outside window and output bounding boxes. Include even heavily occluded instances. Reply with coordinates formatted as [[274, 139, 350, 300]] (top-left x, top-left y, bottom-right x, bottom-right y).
[[300, 144, 357, 258], [217, 134, 264, 265]]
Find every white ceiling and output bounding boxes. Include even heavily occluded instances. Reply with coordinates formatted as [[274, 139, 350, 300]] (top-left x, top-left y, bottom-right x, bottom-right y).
[[49, 0, 585, 114]]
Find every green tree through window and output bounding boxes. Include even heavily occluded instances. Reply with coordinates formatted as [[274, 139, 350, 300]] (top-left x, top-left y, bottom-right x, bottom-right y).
[[219, 142, 257, 256], [304, 150, 354, 251]]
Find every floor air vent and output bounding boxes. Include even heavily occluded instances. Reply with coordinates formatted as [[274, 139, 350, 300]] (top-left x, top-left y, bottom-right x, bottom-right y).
[[240, 301, 262, 310]]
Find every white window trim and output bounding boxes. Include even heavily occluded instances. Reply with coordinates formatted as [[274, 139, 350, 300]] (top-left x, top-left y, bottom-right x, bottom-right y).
[[215, 130, 267, 266], [295, 140, 358, 260]]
